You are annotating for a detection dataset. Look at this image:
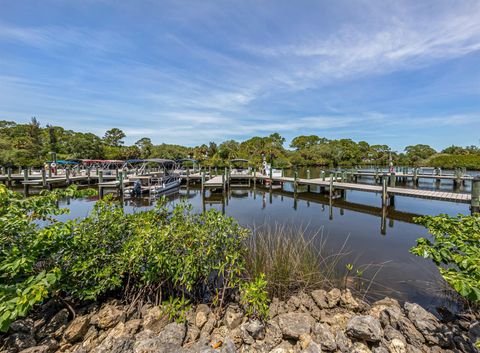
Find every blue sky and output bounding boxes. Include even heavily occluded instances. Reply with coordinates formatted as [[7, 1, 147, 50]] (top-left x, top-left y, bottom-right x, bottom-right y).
[[1, 0, 479, 151]]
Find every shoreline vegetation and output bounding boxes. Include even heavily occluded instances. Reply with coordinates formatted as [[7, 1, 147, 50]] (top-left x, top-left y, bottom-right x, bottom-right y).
[[1, 185, 479, 352], [1, 118, 480, 170]]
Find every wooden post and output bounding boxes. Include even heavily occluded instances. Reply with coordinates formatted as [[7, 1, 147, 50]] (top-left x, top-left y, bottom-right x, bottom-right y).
[[471, 176, 480, 214], [215, 166, 218, 176], [222, 171, 226, 193], [413, 168, 418, 186], [281, 168, 284, 177], [329, 173, 334, 199], [186, 167, 190, 185], [382, 176, 387, 206], [23, 168, 28, 195], [321, 170, 325, 181], [118, 172, 124, 196], [253, 168, 256, 188], [269, 165, 273, 190], [389, 172, 396, 187], [307, 169, 310, 179], [98, 170, 103, 184], [208, 166, 211, 177], [294, 171, 298, 193], [87, 167, 91, 184], [201, 170, 205, 193], [65, 168, 71, 185], [41, 169, 46, 188], [7, 168, 12, 186]]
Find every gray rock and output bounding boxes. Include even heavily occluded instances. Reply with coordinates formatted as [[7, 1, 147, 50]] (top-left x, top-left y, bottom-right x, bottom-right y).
[[287, 295, 302, 311], [200, 312, 217, 337], [312, 323, 336, 351], [245, 319, 265, 340], [311, 289, 329, 309], [404, 302, 450, 347], [468, 321, 480, 348], [263, 320, 283, 349], [379, 306, 404, 329], [157, 322, 186, 346], [6, 333, 37, 351], [38, 308, 69, 339], [63, 315, 90, 343], [301, 340, 322, 353], [336, 330, 352, 352], [10, 319, 34, 334], [384, 325, 406, 343], [224, 305, 244, 330], [195, 311, 208, 329], [346, 315, 383, 342], [396, 315, 425, 348], [277, 312, 315, 339], [134, 340, 188, 353], [91, 336, 134, 353]]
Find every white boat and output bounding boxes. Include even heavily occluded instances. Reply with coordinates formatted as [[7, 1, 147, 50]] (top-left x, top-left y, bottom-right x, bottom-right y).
[[124, 159, 181, 197]]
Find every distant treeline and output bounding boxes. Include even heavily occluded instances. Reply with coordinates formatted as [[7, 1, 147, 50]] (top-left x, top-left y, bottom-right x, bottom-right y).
[[1, 118, 479, 169]]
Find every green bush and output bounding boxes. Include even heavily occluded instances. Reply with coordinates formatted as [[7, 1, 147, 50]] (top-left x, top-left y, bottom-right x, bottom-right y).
[[0, 185, 250, 331], [411, 214, 480, 302], [426, 154, 480, 170], [240, 273, 270, 320]]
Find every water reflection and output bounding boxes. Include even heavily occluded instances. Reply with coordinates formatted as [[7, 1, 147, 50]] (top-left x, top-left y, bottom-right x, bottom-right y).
[[55, 182, 470, 312]]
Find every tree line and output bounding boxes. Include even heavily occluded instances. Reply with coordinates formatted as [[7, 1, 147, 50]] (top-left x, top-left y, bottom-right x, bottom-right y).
[[1, 118, 479, 169]]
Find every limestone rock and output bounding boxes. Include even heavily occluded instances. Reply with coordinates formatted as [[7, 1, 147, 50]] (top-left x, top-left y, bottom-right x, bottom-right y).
[[277, 312, 315, 339], [95, 304, 126, 330], [326, 288, 341, 308], [388, 338, 408, 353], [245, 319, 265, 340], [312, 323, 336, 351], [311, 289, 329, 309], [340, 289, 359, 311], [142, 306, 169, 334], [346, 315, 383, 342], [157, 322, 186, 346], [349, 342, 372, 353], [224, 305, 244, 330], [63, 316, 90, 343], [336, 330, 352, 353]]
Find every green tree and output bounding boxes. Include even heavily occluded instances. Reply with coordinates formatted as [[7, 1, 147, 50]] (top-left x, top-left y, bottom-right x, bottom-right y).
[[404, 144, 436, 165], [103, 128, 126, 147], [135, 137, 153, 158]]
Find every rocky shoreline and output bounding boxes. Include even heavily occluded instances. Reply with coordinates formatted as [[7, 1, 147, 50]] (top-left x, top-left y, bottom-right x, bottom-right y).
[[2, 289, 479, 353]]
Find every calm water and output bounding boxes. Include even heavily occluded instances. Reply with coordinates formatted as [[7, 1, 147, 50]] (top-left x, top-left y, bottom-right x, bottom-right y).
[[50, 168, 474, 313]]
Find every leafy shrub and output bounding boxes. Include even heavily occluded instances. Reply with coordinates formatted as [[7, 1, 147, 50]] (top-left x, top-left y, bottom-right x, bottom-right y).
[[240, 273, 269, 320], [161, 295, 192, 323], [0, 186, 249, 331], [411, 214, 480, 302]]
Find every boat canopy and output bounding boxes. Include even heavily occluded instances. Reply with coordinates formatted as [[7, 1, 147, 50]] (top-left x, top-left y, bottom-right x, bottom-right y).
[[54, 160, 80, 165], [230, 158, 249, 163], [82, 159, 124, 164], [176, 158, 198, 164], [144, 158, 176, 164]]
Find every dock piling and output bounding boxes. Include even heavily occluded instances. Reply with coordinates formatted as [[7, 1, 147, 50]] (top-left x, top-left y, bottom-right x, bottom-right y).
[[471, 176, 480, 214], [382, 177, 388, 206]]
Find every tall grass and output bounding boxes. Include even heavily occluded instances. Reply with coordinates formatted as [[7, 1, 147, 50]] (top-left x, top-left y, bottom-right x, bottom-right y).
[[244, 223, 351, 299]]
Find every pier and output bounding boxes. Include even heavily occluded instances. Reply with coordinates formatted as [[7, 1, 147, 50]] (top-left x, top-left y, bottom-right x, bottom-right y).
[[1, 166, 479, 214]]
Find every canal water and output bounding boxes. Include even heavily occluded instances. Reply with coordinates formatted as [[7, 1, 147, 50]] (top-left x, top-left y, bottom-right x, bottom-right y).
[[52, 168, 474, 313]]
